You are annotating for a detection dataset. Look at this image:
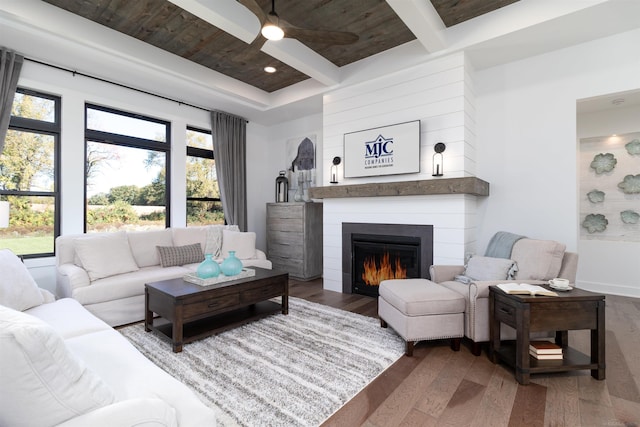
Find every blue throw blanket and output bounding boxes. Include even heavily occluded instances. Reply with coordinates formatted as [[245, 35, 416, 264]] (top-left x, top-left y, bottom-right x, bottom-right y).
[[484, 231, 526, 259]]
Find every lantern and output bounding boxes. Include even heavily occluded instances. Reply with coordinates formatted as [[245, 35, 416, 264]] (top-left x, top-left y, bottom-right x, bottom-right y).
[[275, 170, 288, 202]]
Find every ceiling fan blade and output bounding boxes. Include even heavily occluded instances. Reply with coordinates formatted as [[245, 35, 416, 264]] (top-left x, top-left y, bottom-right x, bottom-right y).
[[233, 35, 268, 64], [237, 0, 268, 27], [283, 26, 359, 45]]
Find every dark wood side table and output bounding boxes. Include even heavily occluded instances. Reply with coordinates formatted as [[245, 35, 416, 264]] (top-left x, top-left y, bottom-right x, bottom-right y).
[[489, 285, 605, 385], [145, 268, 288, 352]]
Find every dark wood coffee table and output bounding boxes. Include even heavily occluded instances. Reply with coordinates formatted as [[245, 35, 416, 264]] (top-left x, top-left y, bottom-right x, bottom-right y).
[[145, 268, 288, 352], [489, 284, 605, 385]]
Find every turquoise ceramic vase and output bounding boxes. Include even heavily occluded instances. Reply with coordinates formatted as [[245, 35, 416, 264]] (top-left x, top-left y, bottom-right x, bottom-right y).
[[221, 251, 243, 276], [196, 253, 220, 279]]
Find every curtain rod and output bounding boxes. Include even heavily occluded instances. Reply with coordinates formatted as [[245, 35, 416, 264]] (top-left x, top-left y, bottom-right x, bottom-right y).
[[25, 57, 213, 114]]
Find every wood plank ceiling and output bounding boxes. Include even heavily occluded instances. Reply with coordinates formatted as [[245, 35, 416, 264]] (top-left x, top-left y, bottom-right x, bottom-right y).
[[42, 0, 518, 93]]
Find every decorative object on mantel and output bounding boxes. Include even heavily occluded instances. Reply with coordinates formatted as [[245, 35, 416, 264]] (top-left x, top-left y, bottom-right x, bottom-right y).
[[220, 250, 243, 276], [275, 170, 288, 202], [196, 253, 221, 279], [344, 120, 420, 178], [432, 142, 446, 177], [330, 156, 341, 184], [184, 268, 255, 286]]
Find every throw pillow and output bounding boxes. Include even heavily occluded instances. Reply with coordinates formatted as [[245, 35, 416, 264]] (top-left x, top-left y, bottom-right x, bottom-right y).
[[0, 305, 115, 427], [73, 231, 139, 281], [172, 227, 207, 252], [221, 230, 256, 260], [511, 239, 566, 280], [0, 249, 44, 311], [204, 225, 240, 258], [127, 229, 174, 268], [157, 243, 204, 267], [459, 255, 517, 281]]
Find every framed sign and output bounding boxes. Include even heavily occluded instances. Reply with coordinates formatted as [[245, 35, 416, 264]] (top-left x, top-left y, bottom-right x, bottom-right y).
[[343, 120, 420, 178]]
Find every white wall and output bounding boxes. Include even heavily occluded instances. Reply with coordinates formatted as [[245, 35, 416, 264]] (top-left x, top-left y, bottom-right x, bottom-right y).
[[321, 52, 481, 292], [577, 103, 640, 297], [475, 28, 640, 296], [247, 113, 323, 250], [16, 61, 271, 292]]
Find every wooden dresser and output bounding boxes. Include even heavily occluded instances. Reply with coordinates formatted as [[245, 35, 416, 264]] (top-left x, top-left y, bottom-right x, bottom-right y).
[[266, 202, 323, 280]]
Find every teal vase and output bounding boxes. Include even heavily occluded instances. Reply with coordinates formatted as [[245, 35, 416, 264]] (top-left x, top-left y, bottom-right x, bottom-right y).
[[196, 253, 220, 279], [221, 251, 243, 276]]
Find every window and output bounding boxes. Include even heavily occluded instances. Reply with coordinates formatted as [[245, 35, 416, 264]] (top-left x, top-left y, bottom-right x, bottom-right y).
[[0, 88, 60, 257], [85, 104, 170, 232], [186, 127, 223, 226]]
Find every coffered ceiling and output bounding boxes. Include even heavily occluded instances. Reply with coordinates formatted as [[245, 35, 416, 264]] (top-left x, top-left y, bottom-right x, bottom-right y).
[[2, 1, 639, 124], [40, 0, 517, 93]]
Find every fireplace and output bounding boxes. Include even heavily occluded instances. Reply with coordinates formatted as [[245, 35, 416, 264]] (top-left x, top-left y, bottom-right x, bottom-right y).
[[342, 223, 433, 297]]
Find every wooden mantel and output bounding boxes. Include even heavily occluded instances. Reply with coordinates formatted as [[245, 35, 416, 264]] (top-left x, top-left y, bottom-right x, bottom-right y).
[[308, 177, 489, 199]]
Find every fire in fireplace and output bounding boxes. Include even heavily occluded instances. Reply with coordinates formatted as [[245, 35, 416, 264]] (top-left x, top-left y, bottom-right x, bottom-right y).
[[342, 223, 433, 297], [362, 252, 407, 285]]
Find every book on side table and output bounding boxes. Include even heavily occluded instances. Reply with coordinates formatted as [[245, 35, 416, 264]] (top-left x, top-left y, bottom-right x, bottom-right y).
[[496, 283, 558, 297], [529, 340, 563, 360]]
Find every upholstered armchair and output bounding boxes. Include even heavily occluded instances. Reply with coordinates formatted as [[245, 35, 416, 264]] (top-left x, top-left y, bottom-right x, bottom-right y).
[[429, 236, 579, 356]]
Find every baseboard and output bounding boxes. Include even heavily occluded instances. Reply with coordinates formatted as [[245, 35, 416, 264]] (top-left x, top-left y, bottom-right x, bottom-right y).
[[577, 280, 640, 298]]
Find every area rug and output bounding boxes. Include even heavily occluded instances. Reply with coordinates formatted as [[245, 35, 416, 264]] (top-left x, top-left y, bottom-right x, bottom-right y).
[[119, 297, 404, 427]]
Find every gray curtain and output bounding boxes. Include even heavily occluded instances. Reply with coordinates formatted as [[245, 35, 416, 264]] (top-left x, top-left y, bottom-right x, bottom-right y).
[[0, 48, 23, 154], [211, 110, 247, 231]]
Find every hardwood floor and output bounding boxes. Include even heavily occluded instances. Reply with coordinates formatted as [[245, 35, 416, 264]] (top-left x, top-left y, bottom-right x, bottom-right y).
[[288, 279, 640, 427]]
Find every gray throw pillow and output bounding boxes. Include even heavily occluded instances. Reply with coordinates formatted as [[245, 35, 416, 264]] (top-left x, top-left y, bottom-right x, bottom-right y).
[[457, 255, 517, 282], [156, 243, 204, 267]]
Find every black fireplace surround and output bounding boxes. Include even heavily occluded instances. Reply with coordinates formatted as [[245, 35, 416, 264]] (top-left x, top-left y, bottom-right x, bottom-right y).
[[342, 223, 433, 297]]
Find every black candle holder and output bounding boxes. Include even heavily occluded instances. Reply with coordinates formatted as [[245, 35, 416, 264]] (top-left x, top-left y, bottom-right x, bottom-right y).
[[330, 156, 341, 184], [432, 142, 446, 177]]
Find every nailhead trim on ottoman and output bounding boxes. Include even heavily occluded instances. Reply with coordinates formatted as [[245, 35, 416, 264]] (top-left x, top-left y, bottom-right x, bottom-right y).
[[378, 278, 465, 356]]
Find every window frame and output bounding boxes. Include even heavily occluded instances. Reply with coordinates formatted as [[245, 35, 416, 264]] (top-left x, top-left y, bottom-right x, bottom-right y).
[[84, 103, 171, 231], [186, 126, 223, 225], [1, 87, 61, 258]]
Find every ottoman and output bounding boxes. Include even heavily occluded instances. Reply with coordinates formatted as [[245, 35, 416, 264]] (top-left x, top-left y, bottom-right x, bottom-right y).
[[379, 278, 465, 356]]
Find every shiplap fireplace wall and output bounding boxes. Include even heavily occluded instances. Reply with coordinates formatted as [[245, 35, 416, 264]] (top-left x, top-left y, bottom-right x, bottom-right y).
[[314, 52, 486, 293]]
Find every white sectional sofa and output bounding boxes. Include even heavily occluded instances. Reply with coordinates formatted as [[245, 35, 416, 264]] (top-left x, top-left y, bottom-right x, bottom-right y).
[[0, 249, 216, 427], [56, 225, 272, 326]]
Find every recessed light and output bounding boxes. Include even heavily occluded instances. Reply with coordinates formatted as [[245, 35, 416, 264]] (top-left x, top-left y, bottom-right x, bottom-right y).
[[264, 66, 276, 73]]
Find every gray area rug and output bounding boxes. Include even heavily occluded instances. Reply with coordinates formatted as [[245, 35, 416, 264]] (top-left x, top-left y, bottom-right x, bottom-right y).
[[120, 297, 404, 427]]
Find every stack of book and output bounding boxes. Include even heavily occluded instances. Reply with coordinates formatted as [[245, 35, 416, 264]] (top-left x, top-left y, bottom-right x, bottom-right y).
[[529, 340, 563, 360]]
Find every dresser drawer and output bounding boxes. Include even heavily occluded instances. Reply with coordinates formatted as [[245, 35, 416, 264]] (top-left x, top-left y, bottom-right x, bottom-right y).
[[267, 217, 304, 232], [268, 230, 303, 245], [267, 204, 303, 219], [268, 242, 303, 259], [182, 293, 240, 320], [270, 256, 304, 276], [494, 299, 517, 326]]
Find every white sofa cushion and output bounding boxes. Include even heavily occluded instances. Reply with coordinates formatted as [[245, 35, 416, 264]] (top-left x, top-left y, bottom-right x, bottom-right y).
[[172, 226, 208, 251], [65, 329, 216, 427], [0, 249, 44, 311], [72, 266, 189, 305], [56, 398, 178, 427], [74, 231, 139, 281], [128, 229, 174, 268], [0, 305, 115, 427], [26, 298, 112, 339], [221, 230, 257, 259], [511, 239, 566, 280]]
